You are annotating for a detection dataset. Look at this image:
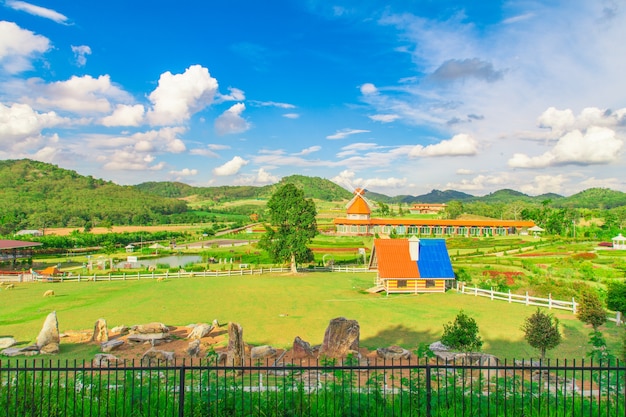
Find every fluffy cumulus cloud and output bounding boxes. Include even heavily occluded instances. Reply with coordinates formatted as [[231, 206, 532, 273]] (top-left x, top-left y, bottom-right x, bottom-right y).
[[331, 169, 406, 190], [0, 103, 65, 146], [169, 168, 198, 177], [33, 74, 132, 114], [101, 104, 145, 127], [100, 149, 166, 171], [510, 107, 625, 168], [0, 21, 50, 73], [445, 173, 512, 192], [326, 129, 370, 140], [214, 103, 250, 135], [234, 168, 280, 185], [213, 156, 248, 176], [147, 65, 219, 126], [409, 134, 478, 158], [295, 146, 321, 155], [6, 1, 69, 23], [71, 45, 92, 67], [519, 175, 568, 195], [360, 83, 378, 95]]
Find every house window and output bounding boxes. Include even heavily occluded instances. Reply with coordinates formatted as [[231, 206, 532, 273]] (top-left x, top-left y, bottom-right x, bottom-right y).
[[397, 280, 407, 288], [425, 280, 436, 288]]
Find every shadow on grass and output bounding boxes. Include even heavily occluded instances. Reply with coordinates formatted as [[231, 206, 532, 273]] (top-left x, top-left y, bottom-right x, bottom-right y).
[[361, 324, 439, 351]]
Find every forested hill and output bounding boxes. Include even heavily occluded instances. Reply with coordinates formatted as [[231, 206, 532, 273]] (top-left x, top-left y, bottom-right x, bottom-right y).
[[136, 175, 352, 202], [0, 159, 188, 233]]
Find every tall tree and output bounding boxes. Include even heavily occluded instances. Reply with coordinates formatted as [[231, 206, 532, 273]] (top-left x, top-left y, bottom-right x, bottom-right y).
[[521, 308, 562, 360], [607, 281, 626, 317], [259, 183, 317, 273], [577, 290, 607, 331], [440, 310, 483, 357]]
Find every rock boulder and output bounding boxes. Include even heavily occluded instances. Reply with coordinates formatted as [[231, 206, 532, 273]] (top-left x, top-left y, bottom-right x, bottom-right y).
[[318, 317, 359, 359]]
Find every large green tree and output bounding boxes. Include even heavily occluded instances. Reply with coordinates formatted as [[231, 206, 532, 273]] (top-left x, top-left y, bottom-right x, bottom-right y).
[[521, 308, 562, 360], [577, 290, 607, 331], [259, 183, 317, 273]]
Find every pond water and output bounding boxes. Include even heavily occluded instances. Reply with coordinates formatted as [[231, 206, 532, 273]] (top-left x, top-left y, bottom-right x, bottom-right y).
[[116, 255, 202, 269]]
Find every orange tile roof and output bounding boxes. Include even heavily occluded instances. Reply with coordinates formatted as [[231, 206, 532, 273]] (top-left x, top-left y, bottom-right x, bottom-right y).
[[373, 239, 419, 279], [334, 217, 535, 227], [346, 195, 371, 215]]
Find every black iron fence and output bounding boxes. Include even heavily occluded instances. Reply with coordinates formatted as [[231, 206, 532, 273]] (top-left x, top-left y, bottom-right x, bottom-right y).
[[1, 357, 625, 416]]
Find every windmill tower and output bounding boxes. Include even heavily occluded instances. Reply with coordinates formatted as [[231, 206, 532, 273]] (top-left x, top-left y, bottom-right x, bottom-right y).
[[346, 187, 374, 220]]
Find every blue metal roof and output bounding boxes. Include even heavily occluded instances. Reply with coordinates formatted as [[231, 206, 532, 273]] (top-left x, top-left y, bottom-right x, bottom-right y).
[[416, 239, 455, 279]]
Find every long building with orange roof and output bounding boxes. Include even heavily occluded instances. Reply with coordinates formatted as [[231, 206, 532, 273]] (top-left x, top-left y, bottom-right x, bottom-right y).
[[334, 189, 535, 237]]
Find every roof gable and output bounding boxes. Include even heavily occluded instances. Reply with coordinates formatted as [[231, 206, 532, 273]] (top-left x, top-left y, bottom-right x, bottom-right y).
[[417, 239, 455, 278]]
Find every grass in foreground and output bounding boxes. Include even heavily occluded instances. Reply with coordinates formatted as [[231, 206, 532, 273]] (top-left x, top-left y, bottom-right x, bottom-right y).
[[0, 272, 623, 361]]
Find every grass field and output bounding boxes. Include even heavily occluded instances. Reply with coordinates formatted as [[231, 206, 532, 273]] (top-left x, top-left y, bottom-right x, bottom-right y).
[[1, 271, 623, 362]]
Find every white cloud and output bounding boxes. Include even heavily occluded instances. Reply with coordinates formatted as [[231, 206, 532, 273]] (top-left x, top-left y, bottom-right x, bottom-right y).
[[34, 74, 132, 114], [6, 1, 69, 24], [331, 169, 406, 190], [101, 104, 145, 126], [519, 175, 568, 195], [169, 168, 198, 176], [214, 103, 250, 135], [295, 146, 321, 155], [218, 87, 245, 102], [147, 65, 219, 125], [101, 150, 166, 171], [509, 126, 623, 168], [369, 114, 400, 123], [249, 100, 295, 109], [456, 168, 473, 175], [326, 128, 370, 140], [234, 168, 280, 185], [0, 21, 50, 73], [0, 102, 65, 144], [409, 133, 478, 157], [71, 45, 91, 66], [360, 83, 378, 95], [283, 113, 300, 119], [213, 155, 248, 176], [445, 173, 512, 192]]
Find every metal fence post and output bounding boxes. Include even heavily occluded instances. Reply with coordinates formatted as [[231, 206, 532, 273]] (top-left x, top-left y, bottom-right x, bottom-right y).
[[179, 362, 186, 417], [426, 363, 432, 417]]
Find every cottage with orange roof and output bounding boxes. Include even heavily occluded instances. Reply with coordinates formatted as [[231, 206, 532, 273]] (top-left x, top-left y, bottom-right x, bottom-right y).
[[369, 236, 455, 294]]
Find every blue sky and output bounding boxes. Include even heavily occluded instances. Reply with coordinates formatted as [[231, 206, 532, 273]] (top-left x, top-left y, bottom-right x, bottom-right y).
[[1, 0, 625, 196]]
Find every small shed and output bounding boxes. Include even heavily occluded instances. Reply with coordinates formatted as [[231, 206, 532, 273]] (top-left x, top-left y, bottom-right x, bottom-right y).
[[528, 225, 544, 238], [369, 237, 455, 294], [613, 233, 626, 250], [125, 244, 135, 253]]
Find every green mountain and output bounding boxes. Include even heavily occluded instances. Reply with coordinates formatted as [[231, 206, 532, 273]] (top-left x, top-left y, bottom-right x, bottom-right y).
[[555, 188, 626, 209], [136, 174, 352, 202], [404, 189, 475, 204], [0, 159, 188, 233]]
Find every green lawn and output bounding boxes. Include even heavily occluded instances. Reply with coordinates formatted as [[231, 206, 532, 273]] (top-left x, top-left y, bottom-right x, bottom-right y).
[[1, 272, 623, 361]]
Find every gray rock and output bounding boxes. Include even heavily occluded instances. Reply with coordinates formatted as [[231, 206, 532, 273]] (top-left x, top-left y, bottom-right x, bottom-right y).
[[187, 323, 213, 339], [0, 337, 17, 349], [36, 311, 60, 351], [91, 318, 109, 342], [318, 317, 360, 359], [101, 339, 124, 353], [250, 345, 277, 360], [376, 345, 411, 360], [429, 341, 449, 352], [2, 345, 39, 357], [111, 325, 130, 335], [186, 340, 201, 357], [292, 336, 316, 359], [226, 322, 245, 366], [93, 353, 120, 366], [141, 348, 175, 365], [131, 322, 169, 334], [40, 342, 60, 354], [127, 333, 170, 343]]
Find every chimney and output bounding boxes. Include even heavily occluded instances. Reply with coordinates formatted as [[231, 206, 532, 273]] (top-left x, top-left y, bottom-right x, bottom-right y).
[[408, 236, 420, 261]]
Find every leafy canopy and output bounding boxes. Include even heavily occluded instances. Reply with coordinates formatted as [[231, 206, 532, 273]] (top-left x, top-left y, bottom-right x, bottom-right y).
[[606, 281, 626, 314], [521, 308, 562, 360], [259, 183, 317, 272], [440, 310, 483, 354], [577, 290, 607, 331]]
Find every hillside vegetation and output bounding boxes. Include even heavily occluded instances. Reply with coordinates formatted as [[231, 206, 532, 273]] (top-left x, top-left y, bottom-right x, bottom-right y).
[[0, 159, 187, 233]]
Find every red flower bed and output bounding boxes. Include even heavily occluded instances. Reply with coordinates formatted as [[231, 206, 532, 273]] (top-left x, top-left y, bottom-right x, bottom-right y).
[[572, 252, 598, 260], [482, 270, 525, 285]]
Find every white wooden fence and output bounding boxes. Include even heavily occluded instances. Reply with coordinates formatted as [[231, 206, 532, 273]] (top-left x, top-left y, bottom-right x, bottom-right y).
[[457, 283, 622, 325], [0, 265, 371, 283]]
